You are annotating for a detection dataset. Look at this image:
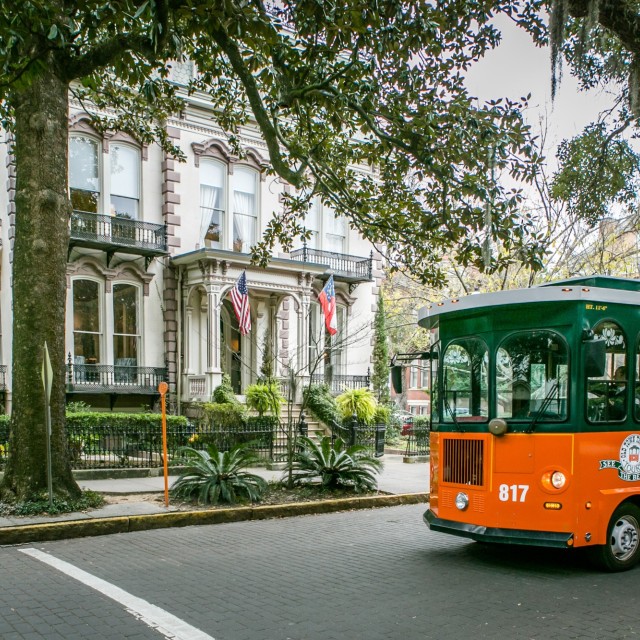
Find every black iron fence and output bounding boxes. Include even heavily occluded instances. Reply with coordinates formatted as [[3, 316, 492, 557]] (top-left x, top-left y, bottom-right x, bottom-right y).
[[65, 419, 277, 470], [330, 419, 386, 458], [0, 415, 387, 472], [404, 425, 431, 458]]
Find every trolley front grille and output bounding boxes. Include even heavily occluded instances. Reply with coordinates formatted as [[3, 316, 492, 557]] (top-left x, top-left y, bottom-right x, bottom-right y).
[[442, 438, 484, 486]]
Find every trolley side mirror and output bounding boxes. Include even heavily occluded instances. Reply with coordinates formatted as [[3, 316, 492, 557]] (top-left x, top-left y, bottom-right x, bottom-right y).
[[584, 338, 606, 378], [391, 365, 403, 394]]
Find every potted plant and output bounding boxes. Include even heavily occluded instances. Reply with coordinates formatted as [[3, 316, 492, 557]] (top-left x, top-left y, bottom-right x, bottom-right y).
[[335, 387, 378, 424], [245, 380, 284, 417]]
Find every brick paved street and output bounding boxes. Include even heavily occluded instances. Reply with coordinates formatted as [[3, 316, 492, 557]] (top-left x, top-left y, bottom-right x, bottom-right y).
[[3, 504, 639, 639]]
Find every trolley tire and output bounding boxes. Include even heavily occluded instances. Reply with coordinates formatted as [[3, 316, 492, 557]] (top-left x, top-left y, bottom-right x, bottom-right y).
[[590, 503, 640, 572]]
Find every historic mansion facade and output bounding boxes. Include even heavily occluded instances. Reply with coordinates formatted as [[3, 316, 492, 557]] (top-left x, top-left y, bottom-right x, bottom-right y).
[[0, 63, 382, 412]]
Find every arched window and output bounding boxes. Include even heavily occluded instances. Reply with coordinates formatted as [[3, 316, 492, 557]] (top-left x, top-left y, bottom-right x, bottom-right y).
[[233, 167, 258, 253], [200, 159, 225, 248], [110, 144, 140, 219], [73, 279, 102, 364], [69, 136, 100, 213], [587, 321, 627, 423]]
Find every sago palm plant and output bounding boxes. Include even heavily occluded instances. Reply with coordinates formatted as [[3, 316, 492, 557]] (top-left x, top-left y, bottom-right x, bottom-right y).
[[170, 444, 267, 505], [288, 436, 382, 492]]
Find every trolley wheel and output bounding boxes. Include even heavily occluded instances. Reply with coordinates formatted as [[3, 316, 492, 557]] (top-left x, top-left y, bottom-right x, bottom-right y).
[[590, 503, 640, 572]]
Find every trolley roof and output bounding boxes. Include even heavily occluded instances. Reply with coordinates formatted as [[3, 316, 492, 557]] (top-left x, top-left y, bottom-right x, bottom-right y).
[[417, 275, 640, 330]]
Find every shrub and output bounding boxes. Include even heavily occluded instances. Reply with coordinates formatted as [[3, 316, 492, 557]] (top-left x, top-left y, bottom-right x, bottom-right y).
[[411, 415, 431, 448], [304, 384, 340, 425], [245, 380, 284, 417], [212, 373, 240, 405], [336, 387, 378, 424], [170, 444, 267, 505], [412, 415, 430, 429], [0, 490, 104, 516], [287, 435, 382, 492], [65, 412, 188, 431], [373, 404, 391, 425], [201, 402, 247, 429], [66, 400, 92, 413]]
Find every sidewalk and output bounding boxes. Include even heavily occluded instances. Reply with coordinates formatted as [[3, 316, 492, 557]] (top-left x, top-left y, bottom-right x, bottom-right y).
[[0, 455, 429, 544]]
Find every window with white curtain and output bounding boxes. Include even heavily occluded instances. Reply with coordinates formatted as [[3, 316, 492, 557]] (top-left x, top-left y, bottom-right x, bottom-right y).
[[110, 144, 140, 219], [233, 167, 258, 253], [200, 159, 225, 249], [70, 136, 100, 213]]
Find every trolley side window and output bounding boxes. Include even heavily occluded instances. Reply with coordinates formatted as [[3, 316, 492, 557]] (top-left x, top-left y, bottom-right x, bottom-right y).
[[636, 337, 640, 422], [430, 342, 440, 424], [496, 330, 569, 421], [586, 321, 627, 423], [442, 338, 488, 422]]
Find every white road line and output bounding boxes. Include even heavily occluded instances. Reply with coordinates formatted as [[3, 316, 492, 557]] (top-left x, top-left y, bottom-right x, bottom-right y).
[[20, 548, 215, 640]]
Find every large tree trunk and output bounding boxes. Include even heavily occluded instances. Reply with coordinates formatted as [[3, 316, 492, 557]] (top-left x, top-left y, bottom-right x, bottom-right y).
[[1, 64, 80, 501]]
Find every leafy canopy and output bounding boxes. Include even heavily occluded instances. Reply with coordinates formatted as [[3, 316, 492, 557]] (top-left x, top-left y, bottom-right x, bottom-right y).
[[0, 0, 548, 285]]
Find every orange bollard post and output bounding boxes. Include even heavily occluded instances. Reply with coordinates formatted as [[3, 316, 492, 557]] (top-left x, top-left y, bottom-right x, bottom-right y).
[[158, 382, 169, 508]]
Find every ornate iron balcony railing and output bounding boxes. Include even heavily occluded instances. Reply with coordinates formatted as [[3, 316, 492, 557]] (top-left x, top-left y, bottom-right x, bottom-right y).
[[69, 210, 168, 266], [66, 363, 167, 394], [290, 244, 373, 283], [0, 365, 6, 391]]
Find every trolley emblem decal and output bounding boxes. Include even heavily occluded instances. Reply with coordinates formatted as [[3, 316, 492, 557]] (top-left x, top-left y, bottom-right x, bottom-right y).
[[600, 434, 640, 481]]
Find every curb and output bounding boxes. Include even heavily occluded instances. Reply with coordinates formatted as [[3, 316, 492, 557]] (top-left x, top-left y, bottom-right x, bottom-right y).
[[0, 493, 429, 546]]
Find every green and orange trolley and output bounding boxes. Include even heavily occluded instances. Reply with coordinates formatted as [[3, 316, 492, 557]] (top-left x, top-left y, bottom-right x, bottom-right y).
[[417, 276, 640, 571]]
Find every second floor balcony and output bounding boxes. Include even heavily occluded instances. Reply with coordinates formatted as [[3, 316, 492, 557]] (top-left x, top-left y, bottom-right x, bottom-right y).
[[290, 244, 373, 284], [69, 210, 168, 268]]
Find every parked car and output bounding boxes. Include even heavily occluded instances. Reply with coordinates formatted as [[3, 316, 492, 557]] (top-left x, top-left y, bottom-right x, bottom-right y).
[[393, 410, 414, 436]]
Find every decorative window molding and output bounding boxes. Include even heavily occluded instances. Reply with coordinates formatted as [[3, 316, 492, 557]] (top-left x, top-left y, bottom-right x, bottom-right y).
[[192, 138, 237, 168], [192, 139, 268, 181], [103, 131, 149, 161], [66, 257, 153, 295], [69, 114, 148, 159]]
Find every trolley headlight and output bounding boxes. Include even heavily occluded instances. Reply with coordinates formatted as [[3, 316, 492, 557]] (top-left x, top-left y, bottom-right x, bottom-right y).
[[551, 471, 566, 489], [540, 467, 571, 493], [455, 492, 469, 511]]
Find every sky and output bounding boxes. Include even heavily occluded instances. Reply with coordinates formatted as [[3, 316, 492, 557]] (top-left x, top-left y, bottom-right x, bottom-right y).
[[464, 14, 618, 162]]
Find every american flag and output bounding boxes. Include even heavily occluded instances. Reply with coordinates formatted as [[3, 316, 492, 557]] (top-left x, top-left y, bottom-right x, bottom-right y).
[[318, 275, 337, 335], [230, 270, 251, 335]]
